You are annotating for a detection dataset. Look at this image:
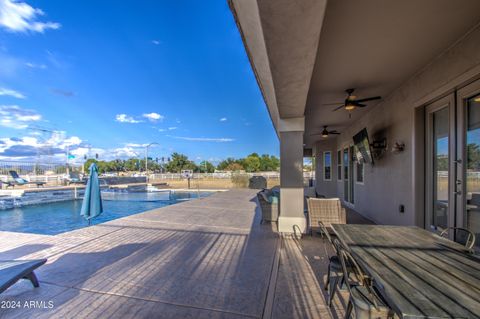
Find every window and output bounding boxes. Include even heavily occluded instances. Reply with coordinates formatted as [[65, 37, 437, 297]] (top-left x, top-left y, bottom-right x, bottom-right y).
[[337, 150, 342, 180], [343, 148, 349, 180], [323, 151, 332, 181]]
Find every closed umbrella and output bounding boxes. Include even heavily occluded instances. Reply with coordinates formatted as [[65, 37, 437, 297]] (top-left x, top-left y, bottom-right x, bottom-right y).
[[80, 163, 103, 225]]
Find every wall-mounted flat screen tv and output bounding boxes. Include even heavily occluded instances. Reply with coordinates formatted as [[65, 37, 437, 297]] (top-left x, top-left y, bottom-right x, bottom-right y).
[[353, 128, 374, 164]]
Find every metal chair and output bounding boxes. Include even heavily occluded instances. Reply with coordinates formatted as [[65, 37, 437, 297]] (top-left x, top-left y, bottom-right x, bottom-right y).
[[318, 221, 346, 307], [335, 239, 395, 319], [440, 227, 476, 252]]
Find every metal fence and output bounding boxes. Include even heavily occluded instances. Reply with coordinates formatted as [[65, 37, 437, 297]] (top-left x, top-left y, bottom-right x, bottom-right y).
[[0, 161, 83, 186], [0, 160, 315, 187]]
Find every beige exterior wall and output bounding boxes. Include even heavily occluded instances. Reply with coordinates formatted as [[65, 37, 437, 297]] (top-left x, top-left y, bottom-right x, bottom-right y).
[[315, 24, 480, 226], [314, 139, 338, 198]]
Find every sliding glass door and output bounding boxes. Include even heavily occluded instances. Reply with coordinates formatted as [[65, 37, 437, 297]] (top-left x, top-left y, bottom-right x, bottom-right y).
[[426, 79, 480, 249], [457, 79, 480, 250], [343, 146, 354, 204], [426, 95, 455, 231]]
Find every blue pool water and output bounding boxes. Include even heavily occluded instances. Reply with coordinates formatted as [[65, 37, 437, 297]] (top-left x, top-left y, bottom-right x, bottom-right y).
[[0, 191, 212, 235]]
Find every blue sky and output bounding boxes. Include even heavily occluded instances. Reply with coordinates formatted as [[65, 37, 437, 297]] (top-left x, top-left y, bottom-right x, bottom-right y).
[[0, 0, 278, 164]]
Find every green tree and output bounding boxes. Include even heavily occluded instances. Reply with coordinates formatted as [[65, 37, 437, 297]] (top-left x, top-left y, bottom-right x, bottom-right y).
[[217, 158, 236, 170], [259, 154, 280, 171], [124, 158, 140, 171], [243, 155, 261, 172], [198, 161, 215, 173], [83, 159, 98, 172], [165, 153, 197, 173], [467, 143, 480, 170], [225, 162, 244, 171]]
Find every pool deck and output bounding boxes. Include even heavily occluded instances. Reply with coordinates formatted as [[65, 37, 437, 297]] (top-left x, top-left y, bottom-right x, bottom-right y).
[[0, 189, 368, 319]]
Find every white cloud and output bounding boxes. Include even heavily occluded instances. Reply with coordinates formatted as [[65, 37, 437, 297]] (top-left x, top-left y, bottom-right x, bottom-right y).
[[115, 114, 142, 124], [0, 105, 41, 129], [0, 0, 61, 33], [0, 131, 83, 160], [158, 128, 166, 132], [111, 147, 141, 158], [25, 62, 47, 69], [0, 87, 25, 99], [219, 117, 227, 122], [168, 127, 177, 130], [142, 112, 164, 122], [151, 40, 161, 45], [124, 142, 146, 148], [168, 135, 234, 142]]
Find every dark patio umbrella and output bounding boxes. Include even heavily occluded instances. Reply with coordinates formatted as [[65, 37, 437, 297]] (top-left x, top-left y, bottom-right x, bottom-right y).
[[80, 163, 103, 225]]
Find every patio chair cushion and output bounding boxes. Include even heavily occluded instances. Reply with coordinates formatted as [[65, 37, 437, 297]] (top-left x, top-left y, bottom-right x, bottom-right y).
[[268, 195, 279, 204]]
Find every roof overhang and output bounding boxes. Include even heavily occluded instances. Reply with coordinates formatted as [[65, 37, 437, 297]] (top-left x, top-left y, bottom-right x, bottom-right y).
[[229, 0, 480, 146], [228, 0, 327, 135]]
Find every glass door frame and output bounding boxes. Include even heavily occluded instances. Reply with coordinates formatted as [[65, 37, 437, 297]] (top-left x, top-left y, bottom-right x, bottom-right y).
[[343, 145, 355, 205], [425, 94, 456, 232], [456, 79, 480, 230]]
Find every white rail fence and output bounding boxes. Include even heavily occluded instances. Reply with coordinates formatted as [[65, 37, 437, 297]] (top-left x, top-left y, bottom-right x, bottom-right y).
[[149, 172, 283, 180]]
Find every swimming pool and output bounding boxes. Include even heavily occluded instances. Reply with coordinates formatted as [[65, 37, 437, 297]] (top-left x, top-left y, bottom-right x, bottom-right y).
[[0, 191, 212, 235]]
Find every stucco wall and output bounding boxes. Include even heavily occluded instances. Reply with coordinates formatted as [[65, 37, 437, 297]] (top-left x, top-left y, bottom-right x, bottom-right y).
[[315, 23, 480, 226], [314, 138, 338, 198]]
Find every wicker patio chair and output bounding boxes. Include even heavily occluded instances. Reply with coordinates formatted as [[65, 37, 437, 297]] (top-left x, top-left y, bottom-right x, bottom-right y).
[[440, 227, 476, 252], [306, 198, 346, 234], [257, 189, 279, 223], [335, 239, 395, 319]]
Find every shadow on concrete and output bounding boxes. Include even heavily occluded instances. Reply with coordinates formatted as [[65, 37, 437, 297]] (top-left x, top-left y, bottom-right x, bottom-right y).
[[0, 244, 53, 259]]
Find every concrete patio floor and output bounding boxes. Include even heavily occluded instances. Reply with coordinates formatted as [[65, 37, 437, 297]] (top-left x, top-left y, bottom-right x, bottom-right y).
[[0, 189, 369, 319]]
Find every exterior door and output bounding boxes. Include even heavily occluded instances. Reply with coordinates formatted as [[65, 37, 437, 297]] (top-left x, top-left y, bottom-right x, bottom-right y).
[[457, 79, 480, 250], [343, 146, 354, 204], [425, 94, 456, 232]]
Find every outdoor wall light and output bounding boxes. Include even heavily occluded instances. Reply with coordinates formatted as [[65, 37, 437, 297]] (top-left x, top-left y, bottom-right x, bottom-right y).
[[392, 141, 405, 154]]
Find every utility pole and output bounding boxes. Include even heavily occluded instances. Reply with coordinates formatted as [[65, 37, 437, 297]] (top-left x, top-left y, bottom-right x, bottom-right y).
[[145, 142, 159, 181]]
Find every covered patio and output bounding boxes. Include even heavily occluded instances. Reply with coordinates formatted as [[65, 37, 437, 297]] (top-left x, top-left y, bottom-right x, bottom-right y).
[[228, 0, 480, 244], [227, 0, 480, 317]]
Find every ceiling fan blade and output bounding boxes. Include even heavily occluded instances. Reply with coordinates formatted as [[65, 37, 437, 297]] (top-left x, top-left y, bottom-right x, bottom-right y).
[[330, 132, 341, 135], [332, 105, 345, 112], [355, 96, 381, 103], [356, 103, 367, 107], [322, 102, 343, 106]]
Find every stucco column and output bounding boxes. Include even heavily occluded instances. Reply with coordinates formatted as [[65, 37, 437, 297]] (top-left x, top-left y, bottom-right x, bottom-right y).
[[278, 117, 306, 233]]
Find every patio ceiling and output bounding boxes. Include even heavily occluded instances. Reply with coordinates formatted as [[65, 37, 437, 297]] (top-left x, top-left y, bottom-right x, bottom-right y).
[[304, 0, 480, 147], [229, 0, 480, 146]]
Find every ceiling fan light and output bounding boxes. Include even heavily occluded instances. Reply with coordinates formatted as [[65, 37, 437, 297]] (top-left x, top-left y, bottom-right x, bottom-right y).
[[345, 103, 355, 111], [322, 133, 328, 138]]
